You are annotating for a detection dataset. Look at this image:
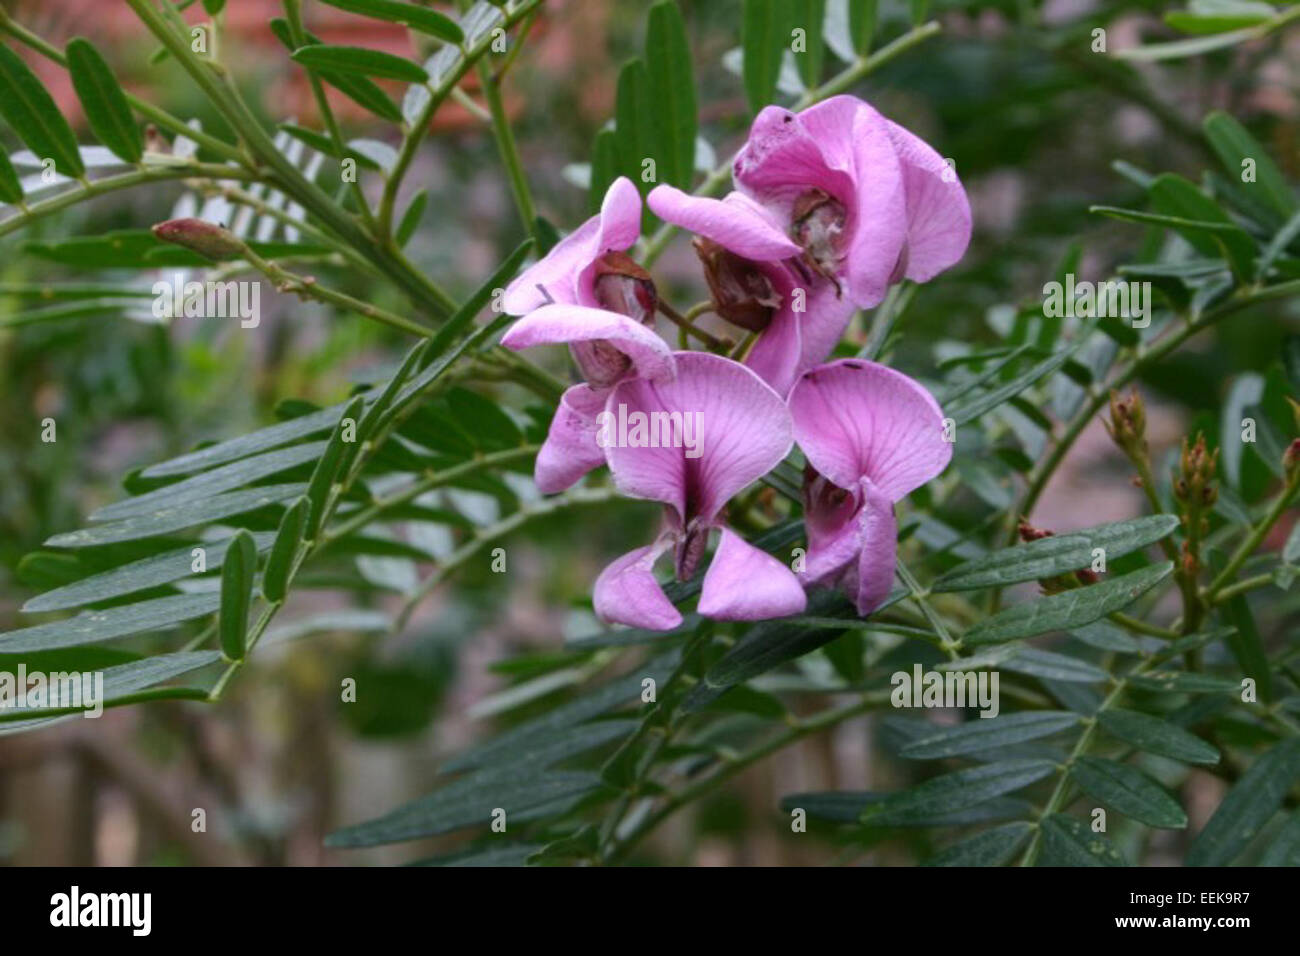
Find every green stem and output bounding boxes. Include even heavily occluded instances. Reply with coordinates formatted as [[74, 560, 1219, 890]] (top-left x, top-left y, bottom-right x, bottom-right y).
[[476, 57, 539, 246], [1203, 476, 1300, 602]]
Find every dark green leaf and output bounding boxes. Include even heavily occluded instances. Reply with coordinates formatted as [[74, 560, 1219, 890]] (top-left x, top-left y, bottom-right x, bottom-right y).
[[924, 822, 1033, 866], [1187, 738, 1300, 865], [0, 593, 220, 652], [964, 562, 1174, 645], [0, 44, 85, 177], [396, 188, 427, 247], [316, 0, 464, 43], [1072, 756, 1187, 828], [1038, 814, 1128, 865], [860, 759, 1057, 826], [933, 515, 1179, 591], [1097, 709, 1220, 765], [1203, 110, 1295, 222], [66, 38, 143, 163], [255, 497, 307, 605], [741, 0, 793, 112], [847, 0, 877, 54], [306, 396, 365, 535], [900, 712, 1080, 760], [793, 0, 825, 87], [0, 148, 22, 203], [645, 1, 697, 190], [218, 530, 255, 661], [291, 45, 428, 83]]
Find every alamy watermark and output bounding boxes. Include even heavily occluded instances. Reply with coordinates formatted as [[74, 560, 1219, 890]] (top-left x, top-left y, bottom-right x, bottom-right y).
[[152, 272, 261, 328], [1042, 274, 1152, 329], [0, 666, 105, 718], [891, 663, 1000, 718], [595, 403, 703, 458]]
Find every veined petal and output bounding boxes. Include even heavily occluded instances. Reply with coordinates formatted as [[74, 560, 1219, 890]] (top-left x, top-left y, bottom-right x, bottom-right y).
[[647, 186, 800, 261], [850, 480, 898, 616], [698, 527, 806, 621], [788, 358, 952, 500], [593, 541, 682, 631], [502, 177, 642, 313], [885, 121, 971, 283], [535, 384, 608, 494], [605, 352, 793, 524], [500, 304, 675, 383], [744, 269, 855, 397]]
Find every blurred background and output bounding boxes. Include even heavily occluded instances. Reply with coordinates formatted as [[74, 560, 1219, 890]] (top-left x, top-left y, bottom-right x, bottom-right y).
[[0, 0, 1297, 865]]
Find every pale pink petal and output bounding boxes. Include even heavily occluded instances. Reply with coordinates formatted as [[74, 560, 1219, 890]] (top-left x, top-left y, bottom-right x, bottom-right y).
[[745, 270, 855, 397], [500, 304, 675, 383], [698, 527, 807, 620], [605, 352, 792, 524], [535, 385, 608, 494], [801, 473, 864, 587], [734, 97, 908, 310], [850, 480, 898, 615], [502, 177, 642, 314], [646, 186, 800, 261], [593, 542, 682, 631], [885, 121, 971, 282], [743, 301, 802, 399], [788, 358, 952, 501]]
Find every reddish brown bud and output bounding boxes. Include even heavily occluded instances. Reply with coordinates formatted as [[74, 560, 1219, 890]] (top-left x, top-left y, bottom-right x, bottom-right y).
[[592, 251, 657, 326], [692, 237, 781, 332], [152, 218, 244, 261]]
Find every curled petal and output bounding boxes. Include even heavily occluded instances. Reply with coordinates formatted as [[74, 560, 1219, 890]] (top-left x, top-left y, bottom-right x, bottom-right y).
[[885, 121, 972, 283], [789, 358, 952, 501], [501, 303, 676, 383], [699, 527, 807, 621], [605, 352, 792, 524], [647, 186, 800, 261], [502, 177, 642, 313], [535, 385, 608, 494], [850, 480, 898, 616], [593, 541, 682, 631], [746, 273, 855, 397]]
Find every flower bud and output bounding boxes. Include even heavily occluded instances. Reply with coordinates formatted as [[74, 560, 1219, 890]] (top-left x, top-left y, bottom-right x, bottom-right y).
[[152, 218, 245, 261], [592, 251, 657, 326], [1285, 437, 1300, 481], [1103, 388, 1146, 454], [692, 237, 780, 332]]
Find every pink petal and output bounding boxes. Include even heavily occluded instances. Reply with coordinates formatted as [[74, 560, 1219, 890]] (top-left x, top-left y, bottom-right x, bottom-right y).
[[849, 480, 898, 615], [698, 527, 807, 620], [788, 358, 952, 501], [734, 97, 908, 310], [885, 121, 971, 283], [593, 542, 682, 631], [744, 269, 856, 397], [502, 177, 642, 313], [801, 474, 865, 587], [646, 186, 800, 261], [500, 303, 675, 383], [535, 385, 608, 494], [604, 352, 792, 524]]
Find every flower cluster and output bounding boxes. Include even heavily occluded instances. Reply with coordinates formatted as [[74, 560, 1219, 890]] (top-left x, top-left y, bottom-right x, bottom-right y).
[[500, 96, 969, 630]]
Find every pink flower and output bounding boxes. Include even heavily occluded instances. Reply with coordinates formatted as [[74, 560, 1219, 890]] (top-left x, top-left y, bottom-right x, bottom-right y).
[[787, 358, 953, 615], [593, 352, 807, 630], [501, 177, 675, 493], [648, 95, 970, 395]]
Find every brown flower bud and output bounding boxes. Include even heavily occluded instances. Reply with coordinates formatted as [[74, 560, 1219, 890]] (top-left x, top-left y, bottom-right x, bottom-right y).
[[1104, 388, 1146, 454], [152, 218, 245, 261], [592, 251, 657, 326], [1284, 437, 1300, 479], [692, 237, 781, 332]]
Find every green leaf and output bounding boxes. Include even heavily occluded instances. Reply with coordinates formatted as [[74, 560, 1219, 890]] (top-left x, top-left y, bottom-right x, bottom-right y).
[[0, 44, 85, 178], [395, 188, 427, 247], [305, 397, 365, 535], [1187, 738, 1300, 865], [0, 593, 220, 652], [933, 515, 1179, 591], [0, 148, 22, 204], [949, 346, 1078, 426], [278, 123, 381, 169], [409, 843, 542, 867], [1128, 670, 1241, 694], [0, 650, 220, 725], [964, 562, 1174, 645], [614, 59, 654, 196], [44, 484, 307, 548], [90, 441, 326, 521], [143, 406, 343, 478], [900, 712, 1080, 760], [1097, 709, 1220, 766], [1259, 812, 1300, 866], [1221, 589, 1273, 702], [1038, 814, 1128, 865], [996, 647, 1109, 683], [1166, 1, 1275, 34], [793, 0, 825, 87], [1203, 111, 1296, 222], [924, 822, 1033, 866], [325, 770, 603, 847], [645, 1, 697, 190], [291, 45, 429, 83], [1114, 27, 1256, 61], [316, 0, 464, 43], [741, 0, 793, 112], [847, 0, 878, 54], [1148, 173, 1257, 280], [1071, 756, 1187, 828], [860, 760, 1057, 827], [218, 530, 255, 661], [65, 38, 143, 164], [589, 127, 618, 214], [23, 532, 274, 613]]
